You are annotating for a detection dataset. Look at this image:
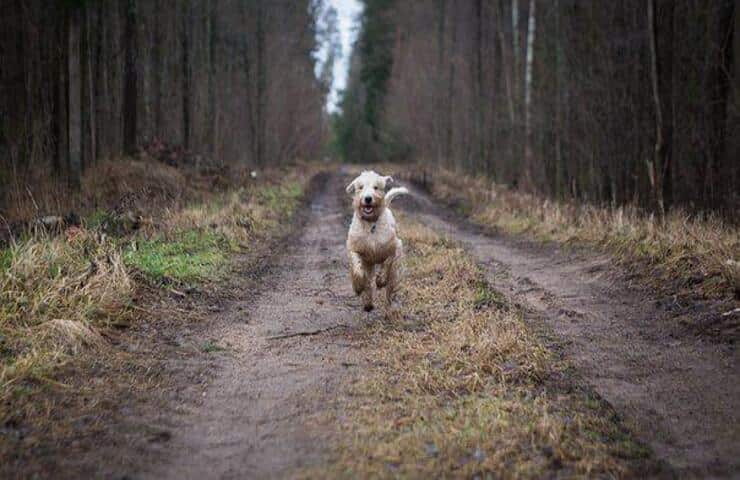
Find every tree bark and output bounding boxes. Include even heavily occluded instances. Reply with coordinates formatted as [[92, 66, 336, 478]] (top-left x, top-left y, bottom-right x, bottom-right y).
[[67, 6, 82, 188], [647, 0, 674, 214], [54, 10, 69, 177], [444, 4, 458, 165], [81, 4, 96, 170], [122, 0, 138, 156], [152, 0, 163, 136], [239, 0, 256, 165], [255, 0, 266, 166], [473, 0, 485, 172], [206, 0, 218, 158], [554, 0, 565, 199], [705, 0, 735, 208], [181, 0, 192, 151], [523, 0, 537, 190]]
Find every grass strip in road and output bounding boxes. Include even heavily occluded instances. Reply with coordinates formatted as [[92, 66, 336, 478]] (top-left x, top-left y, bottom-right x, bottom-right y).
[[313, 216, 656, 478]]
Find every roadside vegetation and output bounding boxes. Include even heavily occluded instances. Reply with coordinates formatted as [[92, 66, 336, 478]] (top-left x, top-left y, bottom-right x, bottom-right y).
[[404, 167, 739, 301], [314, 217, 657, 478], [0, 159, 312, 441]]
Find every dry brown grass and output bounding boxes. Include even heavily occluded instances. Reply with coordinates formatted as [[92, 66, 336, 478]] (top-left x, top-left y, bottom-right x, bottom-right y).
[[0, 161, 321, 428], [310, 217, 653, 479], [405, 167, 739, 298], [0, 230, 132, 391]]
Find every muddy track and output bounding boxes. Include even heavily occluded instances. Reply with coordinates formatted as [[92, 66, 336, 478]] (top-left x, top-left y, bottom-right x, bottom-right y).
[[399, 187, 740, 478], [52, 171, 737, 479], [129, 172, 364, 479]]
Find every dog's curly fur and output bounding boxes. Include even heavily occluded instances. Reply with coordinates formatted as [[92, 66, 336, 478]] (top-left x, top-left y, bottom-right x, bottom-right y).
[[345, 171, 409, 312]]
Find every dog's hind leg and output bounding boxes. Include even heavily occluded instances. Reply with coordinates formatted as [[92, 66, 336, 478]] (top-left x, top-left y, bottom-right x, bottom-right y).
[[360, 264, 376, 311], [376, 260, 389, 289], [385, 239, 404, 307]]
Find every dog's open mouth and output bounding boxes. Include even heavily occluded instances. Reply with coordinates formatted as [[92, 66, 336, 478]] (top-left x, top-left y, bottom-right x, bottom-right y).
[[361, 205, 375, 217]]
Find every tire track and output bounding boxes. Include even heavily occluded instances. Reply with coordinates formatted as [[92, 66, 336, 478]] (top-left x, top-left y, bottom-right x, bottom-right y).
[[398, 187, 740, 477]]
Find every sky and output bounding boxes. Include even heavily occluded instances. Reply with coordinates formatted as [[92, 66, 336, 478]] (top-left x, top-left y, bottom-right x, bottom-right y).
[[316, 0, 363, 113]]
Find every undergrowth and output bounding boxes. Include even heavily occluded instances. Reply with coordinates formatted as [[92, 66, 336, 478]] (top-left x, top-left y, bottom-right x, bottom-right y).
[[0, 161, 311, 425], [311, 217, 655, 478]]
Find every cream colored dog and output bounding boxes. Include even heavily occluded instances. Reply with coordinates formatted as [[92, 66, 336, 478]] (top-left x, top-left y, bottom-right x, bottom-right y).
[[346, 171, 409, 311]]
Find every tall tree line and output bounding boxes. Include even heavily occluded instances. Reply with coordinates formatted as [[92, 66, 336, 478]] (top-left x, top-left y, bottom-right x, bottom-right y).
[[337, 0, 738, 215], [0, 0, 330, 203]]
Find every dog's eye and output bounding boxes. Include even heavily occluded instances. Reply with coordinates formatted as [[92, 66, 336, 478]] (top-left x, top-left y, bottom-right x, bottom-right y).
[[374, 186, 379, 190]]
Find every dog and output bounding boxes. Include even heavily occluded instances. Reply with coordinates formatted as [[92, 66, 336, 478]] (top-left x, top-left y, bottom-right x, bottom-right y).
[[345, 170, 409, 311]]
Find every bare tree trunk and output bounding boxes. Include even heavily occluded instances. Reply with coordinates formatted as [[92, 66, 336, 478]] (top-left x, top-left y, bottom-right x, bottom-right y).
[[181, 0, 192, 151], [705, 0, 735, 208], [255, 0, 266, 166], [554, 0, 565, 199], [68, 6, 82, 188], [81, 4, 96, 170], [122, 0, 138, 156], [473, 0, 485, 172], [647, 0, 674, 214], [54, 11, 69, 177], [152, 0, 163, 136], [206, 0, 218, 158], [444, 4, 457, 166], [495, 1, 515, 126], [435, 0, 447, 165], [239, 0, 256, 165], [511, 0, 520, 116], [523, 0, 537, 190]]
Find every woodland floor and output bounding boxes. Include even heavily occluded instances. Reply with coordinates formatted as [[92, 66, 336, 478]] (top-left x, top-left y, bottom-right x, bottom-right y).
[[3, 169, 738, 479]]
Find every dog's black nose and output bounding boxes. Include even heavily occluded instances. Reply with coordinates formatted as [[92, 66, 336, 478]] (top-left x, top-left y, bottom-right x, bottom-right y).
[[364, 196, 372, 204]]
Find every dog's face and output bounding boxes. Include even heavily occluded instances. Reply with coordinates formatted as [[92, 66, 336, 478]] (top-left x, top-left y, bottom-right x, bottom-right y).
[[346, 171, 394, 221]]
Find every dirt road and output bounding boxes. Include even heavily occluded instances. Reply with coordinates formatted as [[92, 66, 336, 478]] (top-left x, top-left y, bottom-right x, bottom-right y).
[[95, 171, 738, 479], [136, 173, 363, 479], [401, 186, 740, 478]]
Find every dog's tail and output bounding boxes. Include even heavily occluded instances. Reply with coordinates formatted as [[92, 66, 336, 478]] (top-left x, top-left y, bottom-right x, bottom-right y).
[[385, 187, 409, 205]]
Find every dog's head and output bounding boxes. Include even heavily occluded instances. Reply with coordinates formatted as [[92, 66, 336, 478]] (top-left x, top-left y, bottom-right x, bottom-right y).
[[346, 170, 394, 221]]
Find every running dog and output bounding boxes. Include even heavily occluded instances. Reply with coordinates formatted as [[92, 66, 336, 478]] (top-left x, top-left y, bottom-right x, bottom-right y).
[[345, 170, 409, 311]]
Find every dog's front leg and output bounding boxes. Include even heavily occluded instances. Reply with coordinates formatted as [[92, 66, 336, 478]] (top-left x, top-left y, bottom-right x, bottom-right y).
[[349, 251, 366, 294], [360, 264, 376, 311], [349, 251, 376, 311]]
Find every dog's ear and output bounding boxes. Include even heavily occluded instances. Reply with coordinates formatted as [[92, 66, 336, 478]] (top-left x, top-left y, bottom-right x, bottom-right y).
[[345, 179, 356, 194], [383, 175, 394, 187]]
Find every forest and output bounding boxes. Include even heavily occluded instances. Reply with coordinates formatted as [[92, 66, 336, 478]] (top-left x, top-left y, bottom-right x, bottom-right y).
[[0, 0, 331, 220], [336, 0, 738, 215], [1, 1, 739, 479]]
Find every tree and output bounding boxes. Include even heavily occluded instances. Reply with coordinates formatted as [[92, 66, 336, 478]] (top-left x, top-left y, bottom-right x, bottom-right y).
[[647, 0, 674, 214], [68, 4, 82, 187], [523, 0, 537, 190], [122, 0, 138, 156]]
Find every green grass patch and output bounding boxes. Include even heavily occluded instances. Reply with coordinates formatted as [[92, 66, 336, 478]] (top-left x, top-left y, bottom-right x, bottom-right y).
[[201, 340, 226, 353], [124, 230, 228, 283], [256, 182, 303, 214], [0, 248, 11, 272], [85, 209, 111, 229], [473, 279, 508, 311]]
